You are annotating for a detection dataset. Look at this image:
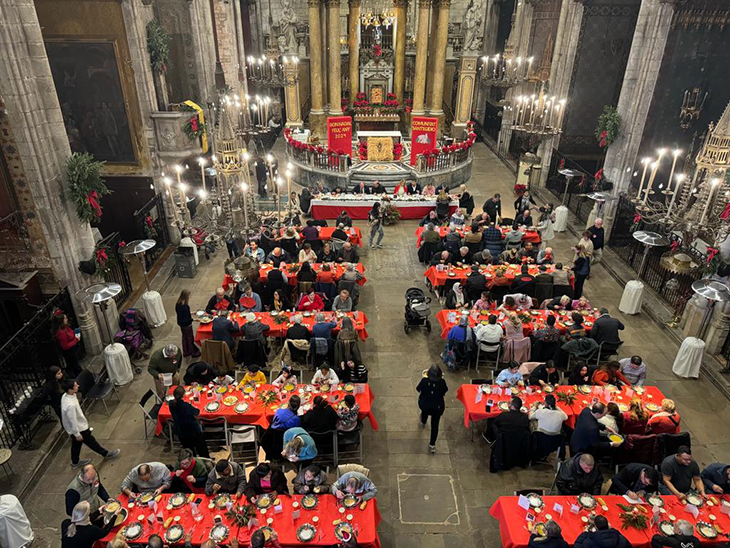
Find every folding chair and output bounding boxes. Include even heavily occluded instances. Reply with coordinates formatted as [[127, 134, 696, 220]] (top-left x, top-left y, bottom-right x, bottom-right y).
[[596, 340, 624, 365], [200, 417, 229, 453], [548, 458, 564, 495], [227, 424, 259, 466], [76, 368, 120, 416], [474, 341, 501, 372], [308, 430, 338, 467], [337, 422, 363, 464], [138, 389, 162, 440]]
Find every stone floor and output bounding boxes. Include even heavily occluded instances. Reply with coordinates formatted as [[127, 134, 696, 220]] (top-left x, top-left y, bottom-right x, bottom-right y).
[[15, 140, 730, 547]]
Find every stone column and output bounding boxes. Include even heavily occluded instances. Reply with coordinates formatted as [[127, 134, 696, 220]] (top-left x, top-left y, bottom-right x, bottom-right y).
[[348, 0, 360, 103], [601, 0, 676, 234], [283, 58, 303, 128], [425, 2, 440, 107], [308, 0, 326, 135], [327, 0, 343, 115], [451, 56, 478, 136], [411, 0, 431, 116], [393, 0, 408, 104], [428, 0, 451, 126]]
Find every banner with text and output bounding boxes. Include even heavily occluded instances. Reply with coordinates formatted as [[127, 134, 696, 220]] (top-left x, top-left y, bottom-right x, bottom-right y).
[[410, 116, 439, 165], [327, 116, 353, 157]]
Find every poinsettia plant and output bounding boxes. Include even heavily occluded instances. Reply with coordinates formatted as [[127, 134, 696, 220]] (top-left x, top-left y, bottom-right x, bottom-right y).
[[373, 44, 382, 58], [358, 141, 368, 160], [393, 142, 403, 160]]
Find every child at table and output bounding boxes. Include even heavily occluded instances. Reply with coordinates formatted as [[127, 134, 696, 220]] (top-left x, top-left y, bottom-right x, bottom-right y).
[[239, 364, 266, 387], [215, 372, 234, 386], [272, 367, 298, 388]]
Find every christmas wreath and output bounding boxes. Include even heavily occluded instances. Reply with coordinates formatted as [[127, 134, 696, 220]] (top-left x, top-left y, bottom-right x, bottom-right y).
[[146, 19, 170, 73], [595, 105, 621, 148], [180, 105, 206, 141], [66, 152, 110, 223]]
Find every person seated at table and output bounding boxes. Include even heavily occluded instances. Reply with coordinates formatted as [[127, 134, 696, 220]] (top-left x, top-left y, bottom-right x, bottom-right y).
[[482, 222, 503, 257], [286, 314, 310, 341], [566, 312, 587, 340], [499, 247, 521, 264], [537, 246, 555, 265], [570, 403, 620, 456], [422, 181, 437, 196], [206, 287, 236, 314], [449, 209, 467, 230], [598, 402, 623, 433], [271, 395, 301, 430], [205, 459, 246, 497], [272, 367, 297, 388], [499, 295, 517, 312], [447, 314, 473, 347], [333, 471, 377, 501], [394, 179, 408, 196], [294, 464, 330, 494], [472, 291, 491, 312], [282, 426, 318, 465], [701, 462, 730, 494], [315, 263, 336, 285], [647, 399, 681, 435], [332, 223, 350, 243], [443, 226, 462, 248], [332, 289, 353, 312], [464, 265, 487, 300], [528, 360, 559, 386], [529, 394, 567, 448], [62, 500, 117, 548], [318, 242, 338, 263], [420, 210, 439, 227], [215, 372, 235, 386], [242, 312, 270, 346], [121, 463, 172, 497], [572, 296, 592, 311], [312, 363, 340, 385], [592, 361, 628, 386], [268, 288, 292, 313], [568, 362, 592, 385], [297, 261, 318, 284], [451, 246, 472, 266], [504, 222, 524, 249], [503, 312, 524, 343], [622, 398, 650, 435], [474, 314, 503, 344], [167, 385, 210, 459], [300, 219, 320, 244], [517, 209, 534, 228], [609, 463, 659, 498], [430, 250, 452, 266], [339, 242, 360, 264], [589, 307, 625, 345], [244, 462, 289, 503], [556, 453, 603, 496], [248, 527, 282, 548], [519, 242, 537, 263], [278, 227, 301, 256], [339, 359, 368, 384], [211, 310, 240, 351], [238, 285, 263, 313], [527, 520, 569, 548], [618, 355, 647, 386], [240, 364, 267, 386], [406, 180, 422, 195], [551, 263, 572, 295], [650, 520, 701, 548], [496, 362, 523, 387], [510, 265, 536, 296], [298, 242, 318, 264], [312, 312, 337, 341], [661, 446, 705, 500], [335, 210, 353, 228], [534, 315, 561, 344], [545, 295, 572, 311], [472, 248, 493, 266], [170, 448, 213, 493], [488, 267, 512, 290], [353, 181, 372, 194], [336, 393, 361, 432], [463, 223, 483, 247], [244, 241, 266, 263], [574, 515, 630, 548], [183, 361, 217, 385], [445, 282, 467, 309], [302, 395, 338, 432], [486, 395, 530, 444], [266, 247, 291, 267], [297, 286, 325, 311]]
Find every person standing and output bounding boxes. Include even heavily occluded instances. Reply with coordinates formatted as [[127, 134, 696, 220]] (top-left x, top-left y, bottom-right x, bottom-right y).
[[61, 380, 120, 467], [148, 344, 182, 398], [572, 245, 590, 299], [368, 202, 384, 249], [53, 311, 82, 377], [416, 365, 449, 454], [588, 218, 605, 264], [168, 386, 210, 458], [255, 156, 268, 197], [175, 290, 200, 359]]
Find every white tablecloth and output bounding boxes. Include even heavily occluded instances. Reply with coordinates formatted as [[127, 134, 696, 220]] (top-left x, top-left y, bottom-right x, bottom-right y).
[[104, 343, 134, 386], [672, 336, 705, 379], [0, 496, 33, 548], [179, 237, 199, 265], [619, 280, 644, 314], [554, 205, 569, 232], [143, 291, 167, 327]]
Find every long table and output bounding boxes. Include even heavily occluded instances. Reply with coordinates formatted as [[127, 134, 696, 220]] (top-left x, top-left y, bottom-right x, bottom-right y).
[[311, 196, 458, 220], [156, 382, 378, 434], [281, 227, 363, 248], [436, 308, 596, 339], [424, 263, 570, 288], [456, 384, 666, 429], [194, 311, 369, 344], [415, 226, 541, 248], [98, 493, 382, 548], [222, 263, 367, 291], [490, 495, 730, 548]]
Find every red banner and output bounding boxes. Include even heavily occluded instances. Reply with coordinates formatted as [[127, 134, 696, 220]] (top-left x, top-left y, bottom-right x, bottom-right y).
[[410, 116, 439, 165], [327, 116, 353, 157]]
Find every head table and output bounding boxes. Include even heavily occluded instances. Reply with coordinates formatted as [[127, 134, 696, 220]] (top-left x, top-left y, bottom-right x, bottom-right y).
[[425, 263, 571, 288], [223, 263, 367, 291], [490, 494, 730, 548], [436, 308, 595, 339], [194, 311, 369, 345], [156, 382, 378, 435], [415, 226, 541, 248], [311, 194, 458, 220], [455, 384, 666, 429], [97, 493, 381, 548]]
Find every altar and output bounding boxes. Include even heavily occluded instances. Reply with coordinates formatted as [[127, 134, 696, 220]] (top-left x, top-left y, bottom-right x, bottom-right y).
[[357, 131, 402, 162]]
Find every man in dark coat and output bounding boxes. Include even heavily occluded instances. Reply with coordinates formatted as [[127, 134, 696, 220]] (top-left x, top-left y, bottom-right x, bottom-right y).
[[286, 314, 311, 341], [609, 463, 659, 497], [464, 265, 487, 302], [650, 520, 701, 548], [701, 462, 730, 494], [570, 403, 620, 456], [211, 312, 240, 350], [482, 193, 502, 222], [590, 308, 625, 345], [556, 453, 603, 496], [574, 515, 631, 548]]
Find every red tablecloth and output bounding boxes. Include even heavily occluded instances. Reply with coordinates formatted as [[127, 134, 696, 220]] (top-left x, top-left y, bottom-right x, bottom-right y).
[[97, 494, 381, 548], [456, 384, 667, 429], [415, 226, 541, 247], [156, 382, 378, 435], [490, 495, 730, 548], [424, 263, 570, 288], [222, 263, 367, 291], [311, 199, 457, 220], [194, 311, 369, 344], [281, 227, 363, 248], [435, 308, 595, 339]]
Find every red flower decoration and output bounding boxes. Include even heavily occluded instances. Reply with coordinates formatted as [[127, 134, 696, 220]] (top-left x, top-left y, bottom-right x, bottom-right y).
[[594, 168, 604, 181], [373, 44, 382, 58], [598, 130, 608, 148]]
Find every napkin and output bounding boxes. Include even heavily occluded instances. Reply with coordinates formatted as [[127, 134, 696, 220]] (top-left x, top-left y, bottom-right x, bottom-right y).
[[475, 390, 483, 404], [553, 503, 563, 517], [684, 504, 699, 518], [517, 495, 531, 511]]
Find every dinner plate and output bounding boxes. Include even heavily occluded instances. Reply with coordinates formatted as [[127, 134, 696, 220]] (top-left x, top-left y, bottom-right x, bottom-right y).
[[270, 311, 279, 316], [645, 403, 660, 412], [658, 521, 674, 536], [533, 523, 547, 537], [448, 273, 456, 277], [335, 522, 354, 542], [215, 386, 228, 394], [697, 521, 718, 539], [527, 493, 544, 508], [480, 384, 492, 394], [256, 494, 274, 509], [617, 403, 629, 412], [301, 494, 319, 509], [169, 493, 186, 508], [242, 384, 256, 394], [282, 383, 296, 392], [686, 492, 704, 507], [164, 524, 185, 543], [543, 385, 555, 393], [344, 383, 355, 392], [210, 524, 229, 542], [200, 317, 213, 324], [635, 386, 646, 395], [205, 402, 221, 412], [104, 508, 127, 527], [122, 523, 143, 541], [577, 385, 592, 395], [497, 401, 509, 411], [296, 524, 317, 542], [343, 495, 358, 508], [223, 396, 238, 406], [213, 494, 231, 508], [320, 384, 331, 393], [647, 495, 664, 507], [196, 310, 205, 317], [235, 402, 249, 414], [608, 434, 624, 444], [104, 501, 121, 514], [138, 493, 155, 504], [577, 493, 597, 509]]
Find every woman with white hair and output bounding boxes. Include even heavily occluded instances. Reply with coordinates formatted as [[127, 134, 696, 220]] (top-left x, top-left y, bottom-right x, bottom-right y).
[[62, 501, 116, 548], [527, 519, 568, 548], [282, 427, 317, 466]]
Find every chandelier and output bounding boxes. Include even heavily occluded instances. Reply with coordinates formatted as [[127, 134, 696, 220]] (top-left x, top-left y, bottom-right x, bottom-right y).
[[246, 54, 299, 88], [480, 54, 533, 88], [507, 88, 567, 139]]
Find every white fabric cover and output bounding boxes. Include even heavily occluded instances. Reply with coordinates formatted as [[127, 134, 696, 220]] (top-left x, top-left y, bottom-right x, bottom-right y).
[[0, 495, 34, 548], [553, 205, 569, 232], [179, 237, 199, 265], [619, 280, 644, 315], [104, 343, 133, 386], [672, 336, 705, 379], [142, 290, 167, 327]]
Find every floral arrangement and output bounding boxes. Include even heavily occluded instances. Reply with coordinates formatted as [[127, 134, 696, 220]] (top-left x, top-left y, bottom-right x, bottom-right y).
[[616, 504, 648, 530], [514, 183, 527, 197], [287, 264, 301, 274], [359, 141, 368, 160], [257, 389, 280, 406], [224, 503, 257, 527], [430, 132, 477, 156], [66, 152, 110, 223], [180, 104, 205, 141], [272, 312, 289, 325], [405, 98, 413, 114], [373, 44, 382, 58], [595, 105, 621, 148], [146, 19, 170, 73], [341, 97, 349, 109], [383, 203, 402, 225], [393, 142, 403, 161], [94, 245, 116, 274], [284, 128, 351, 157], [556, 390, 577, 406], [144, 215, 160, 239]]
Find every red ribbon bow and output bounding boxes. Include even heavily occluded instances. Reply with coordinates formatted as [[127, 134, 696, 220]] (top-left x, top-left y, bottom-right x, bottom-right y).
[[633, 213, 642, 224], [594, 168, 604, 181], [87, 191, 102, 218], [707, 247, 719, 263], [96, 248, 108, 265], [146, 216, 154, 228], [598, 130, 608, 148]]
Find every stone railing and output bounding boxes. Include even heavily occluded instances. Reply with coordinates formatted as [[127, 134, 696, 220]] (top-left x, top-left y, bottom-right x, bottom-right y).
[[286, 141, 350, 173], [414, 148, 471, 173]]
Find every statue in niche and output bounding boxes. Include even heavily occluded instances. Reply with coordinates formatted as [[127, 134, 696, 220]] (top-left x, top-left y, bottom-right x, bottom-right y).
[[463, 0, 484, 53], [280, 0, 298, 53]]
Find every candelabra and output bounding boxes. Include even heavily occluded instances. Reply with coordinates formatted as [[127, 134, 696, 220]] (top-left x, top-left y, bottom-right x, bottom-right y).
[[479, 54, 533, 88], [246, 54, 299, 88], [360, 1, 395, 30], [679, 87, 707, 130], [508, 89, 567, 139]]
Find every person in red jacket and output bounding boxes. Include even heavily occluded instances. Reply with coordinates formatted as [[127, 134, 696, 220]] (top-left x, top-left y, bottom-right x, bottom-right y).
[[52, 311, 82, 377], [591, 361, 628, 387]]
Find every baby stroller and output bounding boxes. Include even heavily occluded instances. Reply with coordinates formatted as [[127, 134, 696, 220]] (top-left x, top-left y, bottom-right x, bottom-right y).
[[404, 287, 432, 334]]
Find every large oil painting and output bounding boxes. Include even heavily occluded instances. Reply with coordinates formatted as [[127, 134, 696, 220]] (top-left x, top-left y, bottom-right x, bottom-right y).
[[45, 41, 136, 164]]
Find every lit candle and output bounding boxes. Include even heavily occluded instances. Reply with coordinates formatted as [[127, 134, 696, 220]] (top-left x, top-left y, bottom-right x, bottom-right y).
[[666, 173, 685, 218], [286, 162, 293, 197], [198, 158, 207, 194], [666, 149, 682, 192], [700, 178, 721, 225], [644, 162, 659, 204], [163, 177, 179, 223], [636, 158, 651, 200], [556, 99, 566, 129]]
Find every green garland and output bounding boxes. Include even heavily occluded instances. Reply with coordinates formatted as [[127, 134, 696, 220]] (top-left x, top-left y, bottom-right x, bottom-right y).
[[595, 106, 621, 148], [146, 19, 170, 73], [66, 152, 110, 223]]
